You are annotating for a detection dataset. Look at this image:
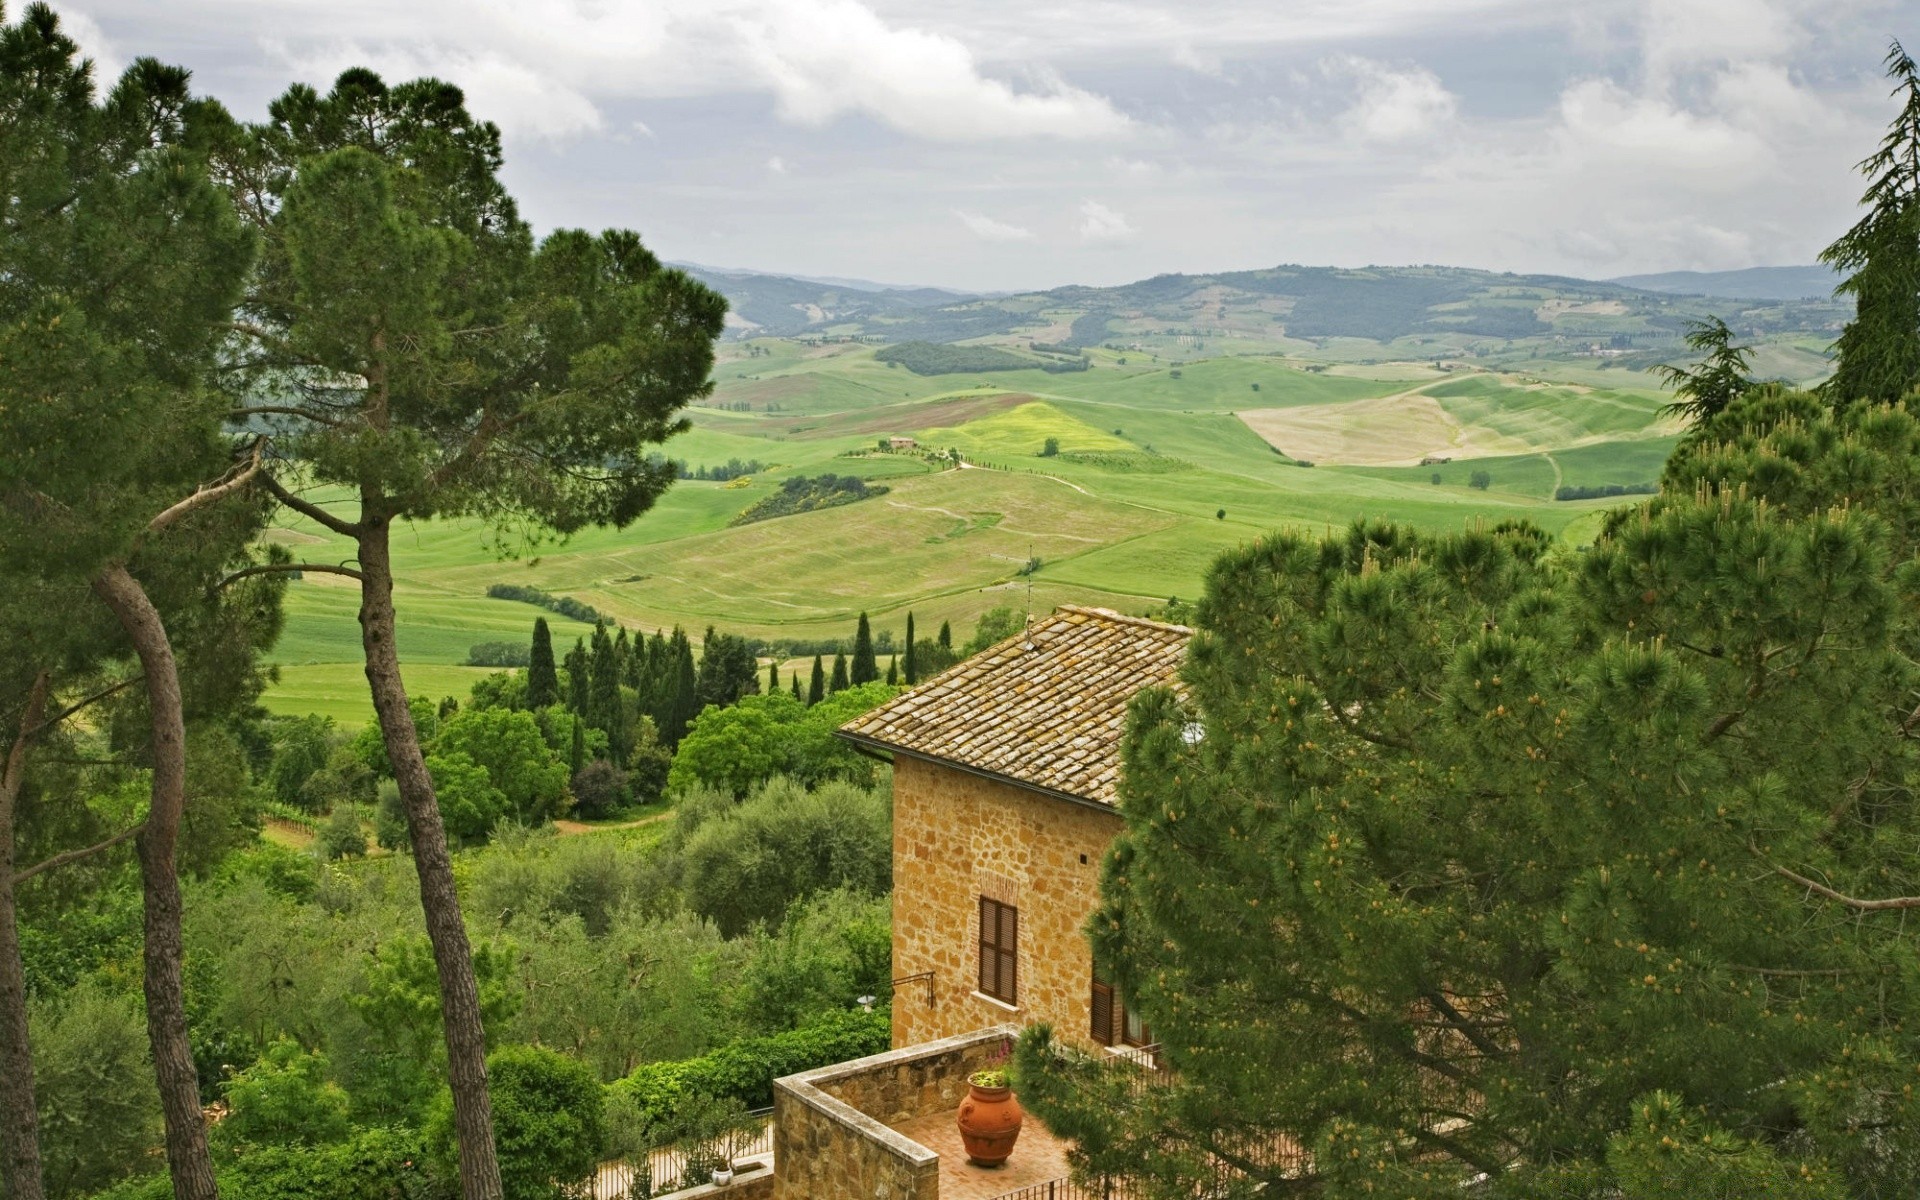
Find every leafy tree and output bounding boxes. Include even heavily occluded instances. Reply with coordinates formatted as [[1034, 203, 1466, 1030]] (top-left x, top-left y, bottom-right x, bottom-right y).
[[427, 1045, 604, 1200], [268, 716, 338, 805], [850, 613, 878, 685], [1020, 393, 1920, 1197], [375, 781, 410, 853], [317, 804, 367, 860], [964, 605, 1024, 655], [1468, 468, 1492, 489], [342, 935, 519, 1124], [569, 760, 629, 819], [678, 777, 891, 937], [29, 984, 161, 1200], [667, 692, 806, 797], [1041, 436, 1061, 457], [432, 708, 570, 826], [1655, 316, 1755, 423], [217, 1040, 353, 1151], [526, 619, 558, 710], [807, 656, 826, 707], [425, 753, 509, 845], [1822, 41, 1920, 405]]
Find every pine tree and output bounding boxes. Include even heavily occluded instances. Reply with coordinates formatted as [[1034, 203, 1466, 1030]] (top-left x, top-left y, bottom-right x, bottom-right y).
[[938, 620, 952, 650], [905, 612, 918, 683], [1655, 316, 1754, 424], [808, 655, 826, 706], [527, 619, 558, 709], [1823, 40, 1920, 405], [851, 612, 878, 685], [829, 653, 850, 693]]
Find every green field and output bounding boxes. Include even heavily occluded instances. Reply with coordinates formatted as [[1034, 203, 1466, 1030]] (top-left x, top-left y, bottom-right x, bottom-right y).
[[260, 329, 1790, 722]]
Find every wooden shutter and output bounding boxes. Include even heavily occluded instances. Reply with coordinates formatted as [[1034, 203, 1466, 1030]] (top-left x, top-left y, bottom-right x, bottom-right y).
[[979, 897, 1018, 1004], [1091, 980, 1115, 1045]]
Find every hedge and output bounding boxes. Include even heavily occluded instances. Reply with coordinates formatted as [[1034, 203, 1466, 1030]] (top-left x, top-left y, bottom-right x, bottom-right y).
[[608, 1008, 889, 1122]]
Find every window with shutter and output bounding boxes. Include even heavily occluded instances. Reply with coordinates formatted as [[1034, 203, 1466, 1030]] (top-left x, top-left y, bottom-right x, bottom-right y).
[[1091, 979, 1115, 1045], [978, 897, 1018, 1004]]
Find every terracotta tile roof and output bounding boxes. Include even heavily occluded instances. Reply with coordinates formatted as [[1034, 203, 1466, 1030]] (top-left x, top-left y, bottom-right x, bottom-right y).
[[837, 605, 1190, 806]]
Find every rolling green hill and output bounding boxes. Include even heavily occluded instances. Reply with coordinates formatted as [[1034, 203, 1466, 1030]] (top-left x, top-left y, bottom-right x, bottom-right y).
[[263, 260, 1836, 724]]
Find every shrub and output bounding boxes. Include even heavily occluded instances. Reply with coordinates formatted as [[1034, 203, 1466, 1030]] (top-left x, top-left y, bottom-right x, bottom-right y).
[[571, 759, 630, 819], [429, 1045, 605, 1200], [608, 1008, 890, 1125], [467, 640, 532, 667], [219, 1039, 353, 1150], [317, 804, 366, 860]]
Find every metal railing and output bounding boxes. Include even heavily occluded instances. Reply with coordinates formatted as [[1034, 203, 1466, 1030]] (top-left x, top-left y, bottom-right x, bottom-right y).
[[591, 1107, 774, 1199], [988, 1179, 1140, 1200]]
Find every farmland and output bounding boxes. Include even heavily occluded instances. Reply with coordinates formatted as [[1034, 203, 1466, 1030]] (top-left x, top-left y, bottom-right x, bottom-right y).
[[263, 263, 1835, 722]]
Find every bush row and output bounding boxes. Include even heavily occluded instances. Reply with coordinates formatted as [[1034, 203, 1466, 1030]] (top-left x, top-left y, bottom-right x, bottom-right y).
[[608, 1008, 889, 1123]]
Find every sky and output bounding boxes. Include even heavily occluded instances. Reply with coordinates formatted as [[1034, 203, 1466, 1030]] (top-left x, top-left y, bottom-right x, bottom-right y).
[[49, 0, 1917, 292]]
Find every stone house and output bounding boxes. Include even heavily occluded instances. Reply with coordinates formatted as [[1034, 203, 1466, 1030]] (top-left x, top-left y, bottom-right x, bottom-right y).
[[837, 605, 1190, 1054], [888, 435, 918, 450]]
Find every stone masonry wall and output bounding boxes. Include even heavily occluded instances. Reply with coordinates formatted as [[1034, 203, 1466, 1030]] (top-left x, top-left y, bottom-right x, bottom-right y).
[[890, 754, 1125, 1050], [771, 1028, 1018, 1200]]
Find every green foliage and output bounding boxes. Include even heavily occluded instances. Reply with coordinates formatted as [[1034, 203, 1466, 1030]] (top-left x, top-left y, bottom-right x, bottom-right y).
[[432, 706, 571, 825], [218, 1039, 353, 1150], [873, 340, 1035, 374], [427, 1045, 604, 1200], [487, 584, 607, 627], [677, 777, 891, 937], [29, 984, 161, 1199], [527, 618, 559, 709], [728, 474, 886, 526], [425, 751, 509, 843], [1041, 436, 1061, 457], [1655, 316, 1755, 423], [1023, 397, 1920, 1196], [736, 889, 891, 1034], [607, 1008, 889, 1125], [1468, 468, 1492, 489], [316, 804, 367, 860], [221, 1127, 432, 1200], [1822, 41, 1920, 406], [466, 641, 531, 668], [850, 613, 878, 685], [341, 934, 519, 1121], [963, 605, 1025, 656], [268, 715, 338, 807], [668, 684, 899, 797]]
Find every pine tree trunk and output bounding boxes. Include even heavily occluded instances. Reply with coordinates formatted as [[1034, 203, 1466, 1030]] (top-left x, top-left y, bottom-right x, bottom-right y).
[[0, 675, 50, 1200], [90, 565, 219, 1200], [356, 514, 503, 1200]]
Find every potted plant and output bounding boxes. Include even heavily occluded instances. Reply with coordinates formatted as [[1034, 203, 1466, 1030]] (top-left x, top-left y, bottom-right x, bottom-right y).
[[957, 1066, 1024, 1166]]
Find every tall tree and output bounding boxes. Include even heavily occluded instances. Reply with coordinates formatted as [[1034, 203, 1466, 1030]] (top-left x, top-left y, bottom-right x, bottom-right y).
[[1823, 41, 1920, 405], [0, 14, 269, 1198], [808, 656, 826, 706], [904, 612, 917, 684], [1021, 392, 1920, 1197], [768, 659, 780, 691], [208, 70, 724, 1200], [588, 623, 628, 763], [564, 639, 590, 716], [695, 626, 761, 710], [885, 657, 898, 685], [829, 653, 850, 694], [1655, 316, 1754, 424], [937, 620, 952, 650], [664, 629, 700, 746], [790, 675, 803, 702], [526, 618, 558, 709], [850, 613, 878, 685]]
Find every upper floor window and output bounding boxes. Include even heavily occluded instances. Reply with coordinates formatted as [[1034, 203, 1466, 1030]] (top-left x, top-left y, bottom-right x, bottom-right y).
[[979, 897, 1018, 1005]]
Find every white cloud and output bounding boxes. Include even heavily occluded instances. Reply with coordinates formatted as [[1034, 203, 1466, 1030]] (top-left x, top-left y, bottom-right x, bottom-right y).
[[1077, 200, 1136, 243], [767, 155, 788, 174], [1328, 56, 1459, 143], [955, 209, 1037, 241], [47, 4, 122, 83], [727, 0, 1132, 140], [269, 39, 602, 141]]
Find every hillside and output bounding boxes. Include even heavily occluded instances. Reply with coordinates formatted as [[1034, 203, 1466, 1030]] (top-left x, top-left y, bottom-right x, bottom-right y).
[[1610, 264, 1841, 301]]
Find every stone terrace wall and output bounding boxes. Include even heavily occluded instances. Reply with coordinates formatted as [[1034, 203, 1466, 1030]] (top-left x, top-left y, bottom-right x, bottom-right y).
[[772, 1025, 1019, 1200]]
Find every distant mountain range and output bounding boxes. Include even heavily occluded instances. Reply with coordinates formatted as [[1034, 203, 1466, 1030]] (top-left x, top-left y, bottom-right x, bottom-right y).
[[1608, 265, 1840, 301], [677, 261, 1848, 351]]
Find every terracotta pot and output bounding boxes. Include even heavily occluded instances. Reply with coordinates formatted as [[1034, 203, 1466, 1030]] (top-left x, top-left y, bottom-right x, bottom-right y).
[[957, 1081, 1023, 1167]]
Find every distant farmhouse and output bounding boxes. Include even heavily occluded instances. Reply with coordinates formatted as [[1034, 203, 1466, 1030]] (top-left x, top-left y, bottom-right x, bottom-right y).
[[887, 435, 918, 450]]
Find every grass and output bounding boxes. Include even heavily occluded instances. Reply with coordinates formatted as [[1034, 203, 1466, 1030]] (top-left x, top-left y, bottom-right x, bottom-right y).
[[259, 346, 1698, 721]]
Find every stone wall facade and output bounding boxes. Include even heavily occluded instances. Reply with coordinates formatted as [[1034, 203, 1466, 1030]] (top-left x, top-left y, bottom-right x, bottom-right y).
[[771, 1027, 1018, 1200], [890, 754, 1125, 1050]]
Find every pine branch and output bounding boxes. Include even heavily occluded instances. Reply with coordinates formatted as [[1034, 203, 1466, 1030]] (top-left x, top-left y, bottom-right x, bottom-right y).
[[145, 437, 266, 534], [23, 674, 141, 739], [214, 561, 365, 591], [12, 822, 145, 883], [258, 471, 363, 536], [1751, 841, 1920, 912]]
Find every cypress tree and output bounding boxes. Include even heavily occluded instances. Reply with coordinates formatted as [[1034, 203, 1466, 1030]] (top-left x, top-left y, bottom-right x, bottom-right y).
[[830, 652, 850, 693], [589, 624, 629, 763], [938, 620, 952, 650], [905, 612, 917, 683], [768, 660, 779, 691], [568, 717, 584, 777], [666, 632, 699, 745], [851, 612, 878, 685], [791, 675, 803, 701], [808, 655, 826, 706], [527, 618, 558, 709], [564, 639, 590, 714], [886, 657, 898, 685], [1822, 41, 1920, 405], [613, 626, 631, 687]]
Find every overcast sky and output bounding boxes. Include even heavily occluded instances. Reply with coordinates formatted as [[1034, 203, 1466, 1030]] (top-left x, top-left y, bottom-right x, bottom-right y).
[[49, 0, 1915, 292]]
